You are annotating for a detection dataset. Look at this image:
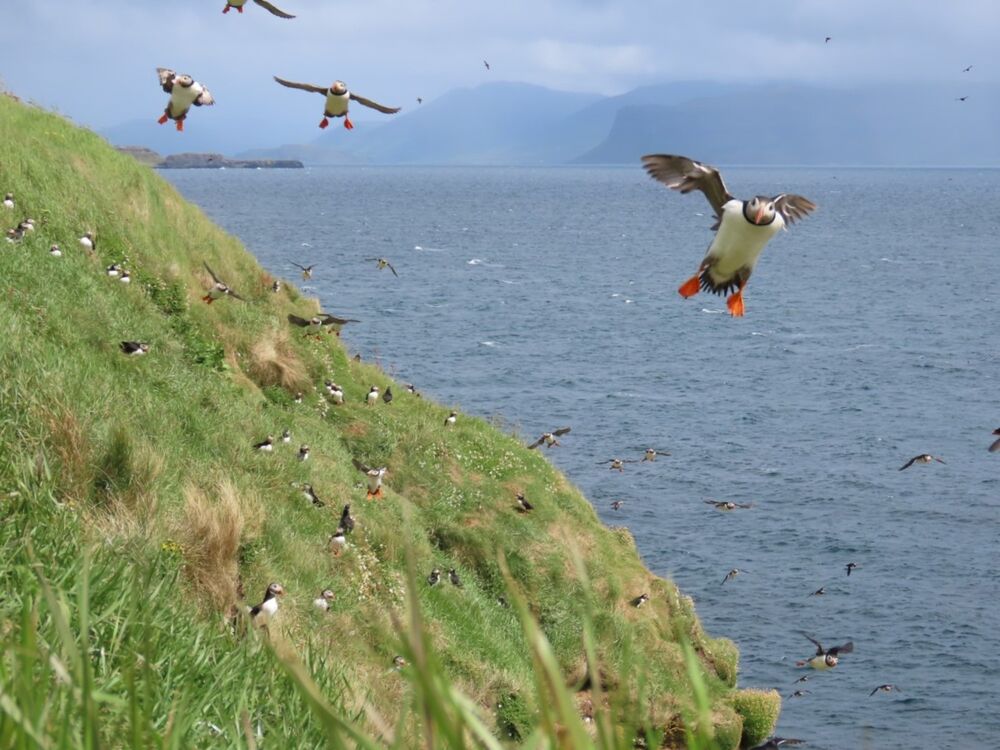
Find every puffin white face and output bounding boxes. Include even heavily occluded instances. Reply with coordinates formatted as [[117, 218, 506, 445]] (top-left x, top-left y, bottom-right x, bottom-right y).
[[267, 582, 285, 597], [322, 589, 335, 601], [176, 75, 195, 88], [825, 654, 838, 667], [744, 196, 777, 226], [331, 81, 348, 95]]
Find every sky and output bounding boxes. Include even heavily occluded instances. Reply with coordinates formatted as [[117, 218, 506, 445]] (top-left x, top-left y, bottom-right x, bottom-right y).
[[1, 0, 998, 134]]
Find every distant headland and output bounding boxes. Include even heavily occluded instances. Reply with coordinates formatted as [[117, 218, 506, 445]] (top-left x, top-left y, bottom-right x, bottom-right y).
[[115, 145, 303, 169]]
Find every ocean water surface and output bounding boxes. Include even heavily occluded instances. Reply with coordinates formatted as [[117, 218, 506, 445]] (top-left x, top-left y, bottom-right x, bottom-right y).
[[165, 165, 1000, 750]]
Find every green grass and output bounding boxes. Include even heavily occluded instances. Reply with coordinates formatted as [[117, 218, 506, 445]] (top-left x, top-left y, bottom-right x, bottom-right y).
[[0, 92, 777, 747]]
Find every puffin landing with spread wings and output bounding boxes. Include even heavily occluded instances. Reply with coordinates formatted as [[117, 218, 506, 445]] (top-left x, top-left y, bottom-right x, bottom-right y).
[[641, 154, 816, 317], [156, 69, 214, 132], [222, 0, 295, 18], [273, 77, 400, 130]]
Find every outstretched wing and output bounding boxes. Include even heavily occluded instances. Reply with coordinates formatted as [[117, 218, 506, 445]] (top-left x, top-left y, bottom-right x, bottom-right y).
[[352, 458, 372, 474], [527, 436, 544, 449], [287, 314, 311, 327], [801, 632, 825, 655], [641, 154, 734, 220], [349, 92, 401, 114], [990, 437, 1000, 453], [203, 261, 222, 284], [553, 427, 571, 437], [385, 261, 399, 277], [253, 0, 295, 18], [195, 87, 215, 106], [227, 288, 245, 301], [274, 76, 328, 95], [899, 456, 918, 471], [157, 68, 175, 91], [828, 641, 854, 657], [289, 261, 308, 271], [318, 314, 360, 325], [772, 194, 817, 225]]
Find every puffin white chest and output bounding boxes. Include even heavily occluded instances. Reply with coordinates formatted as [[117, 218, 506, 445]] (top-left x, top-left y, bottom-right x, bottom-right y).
[[708, 201, 783, 278], [325, 91, 350, 116], [258, 597, 279, 620], [170, 83, 202, 114], [808, 655, 832, 670], [229, 0, 248, 6]]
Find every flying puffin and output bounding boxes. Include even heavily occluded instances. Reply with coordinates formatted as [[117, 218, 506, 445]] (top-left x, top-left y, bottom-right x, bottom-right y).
[[120, 341, 150, 356], [797, 633, 854, 670], [365, 385, 379, 406], [156, 68, 214, 132], [287, 313, 359, 336], [2, 194, 12, 210], [79, 232, 95, 252], [641, 448, 670, 461], [641, 154, 816, 317], [365, 257, 399, 276], [704, 499, 754, 511], [990, 428, 1000, 453], [527, 427, 571, 449], [253, 435, 275, 452], [599, 458, 637, 472], [249, 582, 284, 624], [845, 562, 859, 576], [273, 77, 400, 130], [787, 690, 811, 699], [290, 261, 315, 280], [313, 589, 335, 611], [869, 683, 901, 697], [329, 527, 348, 556], [721, 568, 748, 585], [749, 738, 805, 750], [339, 504, 355, 534], [444, 411, 457, 427], [353, 459, 387, 499], [808, 587, 826, 597], [222, 0, 295, 18], [610, 500, 625, 511], [202, 262, 245, 303], [300, 483, 325, 507], [899, 454, 945, 471]]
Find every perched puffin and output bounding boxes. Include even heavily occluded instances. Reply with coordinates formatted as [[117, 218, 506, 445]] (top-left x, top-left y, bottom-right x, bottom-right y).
[[899, 454, 945, 471], [797, 633, 854, 670], [156, 68, 214, 132], [427, 568, 441, 586], [49, 244, 62, 257], [313, 589, 335, 611], [273, 77, 401, 130], [119, 270, 131, 284], [990, 428, 1000, 453], [120, 341, 150, 356], [202, 262, 245, 303], [631, 593, 649, 608], [222, 0, 295, 18], [339, 504, 355, 534], [527, 427, 571, 449], [301, 483, 325, 507], [382, 387, 393, 405], [404, 383, 420, 397], [599, 458, 637, 472], [704, 499, 754, 511], [444, 411, 457, 427], [297, 444, 310, 462], [326, 382, 344, 405], [79, 232, 95, 252], [329, 527, 348, 556], [290, 261, 315, 280], [2, 193, 12, 210], [515, 492, 533, 513], [288, 313, 359, 336], [365, 385, 379, 406], [293, 392, 303, 404], [392, 655, 407, 670], [18, 218, 35, 232], [353, 459, 388, 499], [6, 227, 23, 243], [365, 257, 399, 276], [281, 429, 292, 444], [749, 738, 805, 750], [642, 448, 670, 461], [106, 263, 122, 278], [721, 568, 748, 585], [869, 683, 901, 697], [271, 280, 281, 294], [448, 568, 463, 588], [845, 562, 859, 577], [253, 435, 275, 452], [249, 582, 284, 624], [641, 154, 816, 317]]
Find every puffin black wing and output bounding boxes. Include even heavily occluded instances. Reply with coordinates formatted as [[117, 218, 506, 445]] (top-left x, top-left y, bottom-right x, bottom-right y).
[[349, 92, 401, 115], [990, 436, 1000, 453], [641, 154, 734, 220], [527, 436, 545, 449], [772, 194, 817, 225], [253, 0, 295, 18], [898, 456, 920, 471], [352, 458, 373, 474], [287, 314, 312, 327], [553, 427, 571, 437], [828, 641, 854, 657], [318, 314, 360, 325], [156, 67, 175, 92], [203, 261, 222, 284], [801, 632, 825, 655], [274, 76, 328, 95]]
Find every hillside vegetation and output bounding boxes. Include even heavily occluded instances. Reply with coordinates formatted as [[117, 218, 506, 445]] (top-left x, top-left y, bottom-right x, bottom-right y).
[[0, 94, 778, 748]]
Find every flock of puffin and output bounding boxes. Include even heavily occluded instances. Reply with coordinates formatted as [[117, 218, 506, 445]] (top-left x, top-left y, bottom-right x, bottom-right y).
[[3, 7, 995, 746]]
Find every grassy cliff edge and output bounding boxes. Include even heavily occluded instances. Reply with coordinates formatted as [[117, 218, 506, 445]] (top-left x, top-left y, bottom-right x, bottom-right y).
[[0, 94, 778, 748]]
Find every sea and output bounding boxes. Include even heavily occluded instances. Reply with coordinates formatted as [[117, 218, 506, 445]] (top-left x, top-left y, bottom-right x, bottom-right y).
[[164, 165, 1000, 750]]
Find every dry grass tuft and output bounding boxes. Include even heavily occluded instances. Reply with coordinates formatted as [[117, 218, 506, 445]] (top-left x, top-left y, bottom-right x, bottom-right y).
[[42, 400, 92, 504], [177, 480, 260, 612], [247, 327, 310, 392]]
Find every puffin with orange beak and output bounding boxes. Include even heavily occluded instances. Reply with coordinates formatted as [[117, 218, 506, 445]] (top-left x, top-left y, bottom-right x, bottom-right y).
[[273, 77, 400, 130], [641, 154, 816, 317]]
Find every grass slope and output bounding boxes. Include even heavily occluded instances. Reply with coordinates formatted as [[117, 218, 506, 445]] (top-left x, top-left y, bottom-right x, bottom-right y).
[[0, 94, 777, 748]]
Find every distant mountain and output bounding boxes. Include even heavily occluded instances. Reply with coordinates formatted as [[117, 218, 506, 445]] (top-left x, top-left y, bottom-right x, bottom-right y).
[[234, 143, 366, 166], [576, 84, 1000, 166]]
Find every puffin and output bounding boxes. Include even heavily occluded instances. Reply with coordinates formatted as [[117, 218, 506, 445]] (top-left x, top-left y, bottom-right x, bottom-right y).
[[120, 341, 150, 356], [222, 0, 295, 18], [808, 587, 826, 597], [483, 60, 490, 71], [963, 65, 973, 72], [119, 270, 131, 284], [721, 568, 748, 585], [382, 387, 393, 405], [300, 483, 325, 507], [290, 261, 315, 280], [704, 499, 754, 511], [288, 313, 359, 336], [5, 227, 23, 243], [273, 77, 400, 130], [515, 492, 533, 513], [797, 633, 854, 670], [610, 500, 625, 511], [598, 458, 637, 472], [329, 527, 347, 557], [642, 448, 670, 461], [297, 444, 310, 462], [49, 244, 62, 257], [253, 435, 275, 452], [326, 382, 344, 405], [749, 739, 805, 750], [448, 568, 463, 588], [339, 504, 355, 534], [845, 562, 859, 576], [392, 655, 407, 670], [312, 589, 335, 611], [18, 218, 35, 232], [106, 263, 122, 278], [202, 262, 245, 303], [869, 683, 901, 697], [271, 280, 281, 294], [404, 383, 420, 397], [899, 454, 945, 471], [249, 582, 284, 624], [631, 593, 649, 608], [365, 385, 379, 406], [990, 428, 1000, 453], [79, 232, 95, 252], [2, 193, 12, 210], [427, 568, 441, 586], [527, 427, 571, 449], [281, 429, 292, 444], [444, 411, 457, 427], [293, 392, 303, 404], [641, 154, 816, 316], [353, 459, 387, 499], [365, 257, 399, 276], [787, 690, 811, 699], [156, 68, 214, 132]]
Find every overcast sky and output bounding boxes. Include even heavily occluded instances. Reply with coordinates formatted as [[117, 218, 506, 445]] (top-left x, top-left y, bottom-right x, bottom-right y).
[[2, 0, 998, 131]]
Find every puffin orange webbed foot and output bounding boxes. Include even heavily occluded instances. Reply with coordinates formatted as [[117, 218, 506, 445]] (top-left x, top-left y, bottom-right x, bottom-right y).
[[344, 117, 354, 130], [678, 274, 701, 298], [319, 117, 330, 129], [157, 114, 169, 125], [726, 287, 746, 317]]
